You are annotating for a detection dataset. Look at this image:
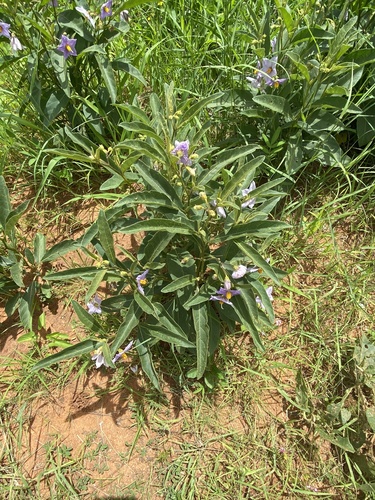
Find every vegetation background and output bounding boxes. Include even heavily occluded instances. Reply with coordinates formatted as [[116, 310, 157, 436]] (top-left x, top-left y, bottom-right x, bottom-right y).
[[0, 0, 375, 498]]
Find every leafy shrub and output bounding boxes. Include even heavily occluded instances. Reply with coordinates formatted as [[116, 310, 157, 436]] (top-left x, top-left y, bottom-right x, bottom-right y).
[[32, 84, 287, 388]]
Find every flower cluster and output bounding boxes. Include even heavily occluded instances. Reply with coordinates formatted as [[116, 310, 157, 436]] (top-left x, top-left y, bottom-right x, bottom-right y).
[[0, 21, 23, 54], [247, 57, 287, 90]]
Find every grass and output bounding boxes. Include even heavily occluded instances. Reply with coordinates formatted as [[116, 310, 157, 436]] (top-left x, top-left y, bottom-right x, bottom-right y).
[[1, 0, 375, 498]]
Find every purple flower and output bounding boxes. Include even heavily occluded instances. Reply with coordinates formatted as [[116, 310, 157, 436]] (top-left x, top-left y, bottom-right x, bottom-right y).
[[256, 286, 273, 309], [112, 340, 134, 363], [210, 279, 241, 306], [57, 34, 77, 59], [87, 294, 102, 314], [76, 6, 96, 28], [92, 347, 110, 368], [232, 264, 258, 279], [211, 200, 226, 218], [101, 1, 113, 20], [136, 269, 149, 295], [0, 22, 11, 39], [241, 181, 256, 209], [171, 140, 192, 166], [10, 35, 22, 52], [247, 56, 287, 90]]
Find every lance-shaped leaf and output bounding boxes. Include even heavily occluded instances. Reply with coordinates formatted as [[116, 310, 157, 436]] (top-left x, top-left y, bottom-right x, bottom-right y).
[[135, 161, 182, 207], [236, 242, 280, 285], [199, 144, 260, 186], [221, 156, 264, 200], [192, 302, 210, 379], [72, 300, 106, 335], [161, 275, 195, 293], [218, 220, 289, 242], [233, 295, 265, 352], [111, 301, 142, 355], [95, 54, 117, 103], [42, 239, 80, 262], [137, 328, 161, 392], [31, 339, 99, 372], [45, 267, 99, 281], [115, 218, 194, 236], [98, 210, 116, 264], [143, 323, 195, 348], [0, 176, 11, 230]]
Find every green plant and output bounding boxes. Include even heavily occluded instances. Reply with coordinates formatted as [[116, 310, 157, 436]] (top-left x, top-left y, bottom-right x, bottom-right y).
[[31, 84, 288, 388], [217, 1, 375, 181]]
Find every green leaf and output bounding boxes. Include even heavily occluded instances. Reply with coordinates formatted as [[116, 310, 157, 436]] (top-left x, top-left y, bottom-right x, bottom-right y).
[[95, 54, 117, 104], [137, 329, 161, 391], [219, 220, 289, 242], [316, 428, 356, 453], [253, 95, 292, 119], [199, 144, 260, 186], [144, 323, 195, 348], [72, 300, 105, 335], [276, 5, 294, 33], [10, 261, 24, 288], [31, 339, 98, 372], [114, 103, 150, 124], [18, 282, 36, 332], [42, 89, 70, 125], [111, 302, 142, 355], [178, 92, 223, 127], [115, 191, 177, 210], [236, 242, 280, 285], [366, 408, 375, 432], [85, 270, 107, 303], [5, 200, 30, 236], [221, 156, 265, 200], [58, 9, 94, 41], [286, 51, 310, 82], [33, 233, 46, 265], [42, 239, 80, 262], [161, 275, 196, 293], [112, 58, 147, 85], [0, 176, 11, 230], [328, 17, 358, 62], [192, 303, 210, 379], [98, 210, 116, 264], [119, 121, 165, 147], [116, 139, 168, 164], [233, 295, 265, 352], [135, 162, 182, 207], [100, 173, 124, 191], [141, 231, 174, 265], [115, 218, 194, 236], [45, 267, 99, 281], [251, 280, 274, 323]]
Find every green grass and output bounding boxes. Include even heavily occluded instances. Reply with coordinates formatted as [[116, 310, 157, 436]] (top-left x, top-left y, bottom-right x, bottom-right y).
[[1, 0, 375, 497]]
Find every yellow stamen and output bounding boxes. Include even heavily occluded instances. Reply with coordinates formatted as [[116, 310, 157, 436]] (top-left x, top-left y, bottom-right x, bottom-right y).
[[104, 6, 109, 12], [273, 81, 280, 88], [66, 45, 72, 52], [140, 279, 148, 286], [226, 291, 232, 300]]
